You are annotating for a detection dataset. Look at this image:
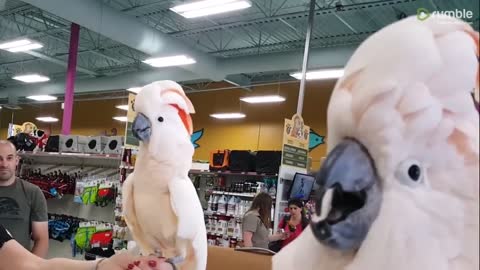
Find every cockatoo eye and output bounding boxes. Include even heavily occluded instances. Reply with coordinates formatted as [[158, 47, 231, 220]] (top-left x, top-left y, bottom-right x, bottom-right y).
[[157, 117, 164, 122], [396, 159, 424, 186]]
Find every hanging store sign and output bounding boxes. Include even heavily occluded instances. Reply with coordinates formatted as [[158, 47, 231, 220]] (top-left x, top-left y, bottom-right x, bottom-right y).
[[124, 93, 139, 148], [281, 114, 310, 169]]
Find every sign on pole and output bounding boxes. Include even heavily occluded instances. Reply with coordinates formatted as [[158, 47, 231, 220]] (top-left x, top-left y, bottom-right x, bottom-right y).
[[124, 93, 139, 148], [281, 114, 310, 169]]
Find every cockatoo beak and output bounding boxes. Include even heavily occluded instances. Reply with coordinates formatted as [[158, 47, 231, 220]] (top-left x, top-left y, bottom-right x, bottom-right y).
[[132, 113, 152, 142], [310, 138, 382, 251]]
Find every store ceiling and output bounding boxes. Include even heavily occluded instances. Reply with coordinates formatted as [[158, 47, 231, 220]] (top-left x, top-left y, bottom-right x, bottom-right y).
[[0, 0, 478, 102]]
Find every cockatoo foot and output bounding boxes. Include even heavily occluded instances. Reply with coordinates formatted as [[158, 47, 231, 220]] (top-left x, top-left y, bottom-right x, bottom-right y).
[[150, 249, 163, 258], [166, 255, 185, 265]]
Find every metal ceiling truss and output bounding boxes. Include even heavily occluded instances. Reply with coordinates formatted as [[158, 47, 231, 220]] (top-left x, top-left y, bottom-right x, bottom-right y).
[[1, 0, 478, 96], [168, 0, 418, 57], [0, 4, 147, 80]]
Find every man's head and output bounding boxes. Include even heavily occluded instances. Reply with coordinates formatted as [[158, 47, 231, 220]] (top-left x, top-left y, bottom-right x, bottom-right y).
[[0, 140, 19, 183]]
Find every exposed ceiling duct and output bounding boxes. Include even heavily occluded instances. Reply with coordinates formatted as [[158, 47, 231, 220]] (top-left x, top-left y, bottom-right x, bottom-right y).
[[21, 0, 219, 80]]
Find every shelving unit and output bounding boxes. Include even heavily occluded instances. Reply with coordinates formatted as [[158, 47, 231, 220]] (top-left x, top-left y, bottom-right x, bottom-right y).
[[189, 170, 278, 178], [19, 151, 121, 168], [17, 150, 122, 260], [191, 168, 280, 249]]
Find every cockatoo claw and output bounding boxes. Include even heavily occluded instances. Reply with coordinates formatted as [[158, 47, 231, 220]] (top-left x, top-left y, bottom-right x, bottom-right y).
[[150, 249, 163, 258], [167, 256, 185, 264]]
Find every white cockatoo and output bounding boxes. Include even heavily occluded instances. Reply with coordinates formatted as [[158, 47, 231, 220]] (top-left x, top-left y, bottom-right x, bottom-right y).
[[273, 15, 479, 270], [122, 80, 207, 270]]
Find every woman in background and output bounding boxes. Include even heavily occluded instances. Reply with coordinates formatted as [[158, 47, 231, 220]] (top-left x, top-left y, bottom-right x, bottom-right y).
[[277, 198, 309, 249], [242, 192, 286, 249]]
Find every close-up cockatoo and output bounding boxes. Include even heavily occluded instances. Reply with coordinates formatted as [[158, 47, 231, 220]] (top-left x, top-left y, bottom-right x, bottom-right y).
[[273, 15, 479, 270], [122, 80, 207, 270]]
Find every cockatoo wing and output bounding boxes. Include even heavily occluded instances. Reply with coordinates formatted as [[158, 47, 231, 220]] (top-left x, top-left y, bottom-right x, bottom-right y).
[[122, 173, 155, 255], [168, 178, 207, 270]]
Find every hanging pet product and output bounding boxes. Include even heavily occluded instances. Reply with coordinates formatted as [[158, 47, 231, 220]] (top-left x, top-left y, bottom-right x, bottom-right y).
[[96, 181, 117, 207]]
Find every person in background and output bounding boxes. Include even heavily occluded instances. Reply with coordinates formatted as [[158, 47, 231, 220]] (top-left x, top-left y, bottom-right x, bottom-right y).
[[0, 140, 49, 257], [277, 198, 309, 249], [0, 223, 173, 270], [242, 192, 287, 249]]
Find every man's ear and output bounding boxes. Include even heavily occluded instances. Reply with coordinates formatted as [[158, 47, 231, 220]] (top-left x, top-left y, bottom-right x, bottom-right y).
[[15, 155, 20, 166]]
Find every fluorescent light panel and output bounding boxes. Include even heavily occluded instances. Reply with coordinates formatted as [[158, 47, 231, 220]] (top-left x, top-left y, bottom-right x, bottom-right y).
[[240, 95, 285, 104], [13, 74, 50, 83], [171, 0, 251, 18], [0, 39, 31, 49], [0, 39, 43, 52], [116, 105, 129, 111], [210, 113, 246, 119], [113, 116, 128, 122], [26, 95, 57, 101], [7, 43, 43, 52], [290, 68, 345, 80], [127, 87, 142, 94], [36, 117, 58, 122], [143, 55, 196, 68]]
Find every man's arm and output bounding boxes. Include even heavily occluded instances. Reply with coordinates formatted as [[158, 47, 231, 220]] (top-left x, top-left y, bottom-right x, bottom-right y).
[[31, 221, 49, 257], [30, 185, 49, 257]]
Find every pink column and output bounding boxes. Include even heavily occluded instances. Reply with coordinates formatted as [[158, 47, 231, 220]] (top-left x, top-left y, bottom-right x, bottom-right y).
[[61, 23, 80, 135]]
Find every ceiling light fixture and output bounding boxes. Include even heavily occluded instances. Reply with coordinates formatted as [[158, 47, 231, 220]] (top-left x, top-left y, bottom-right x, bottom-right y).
[[36, 116, 59, 122], [210, 113, 246, 119], [113, 116, 128, 122], [171, 0, 251, 18], [116, 105, 129, 111], [0, 39, 43, 52], [143, 55, 196, 68], [13, 74, 50, 83], [290, 68, 345, 80], [127, 87, 142, 94], [240, 95, 286, 104], [26, 95, 57, 101]]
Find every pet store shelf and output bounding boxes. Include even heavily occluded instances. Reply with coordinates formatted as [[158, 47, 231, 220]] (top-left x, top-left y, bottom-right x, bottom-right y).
[[189, 170, 278, 178], [209, 190, 276, 199], [204, 211, 241, 218], [19, 151, 121, 167]]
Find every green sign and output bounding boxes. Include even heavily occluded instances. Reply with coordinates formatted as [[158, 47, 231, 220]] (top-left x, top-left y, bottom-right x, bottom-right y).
[[282, 144, 308, 169], [417, 8, 431, 21]]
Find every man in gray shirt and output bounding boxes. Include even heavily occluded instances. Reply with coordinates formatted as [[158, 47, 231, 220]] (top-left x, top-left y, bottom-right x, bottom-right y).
[[0, 140, 49, 257]]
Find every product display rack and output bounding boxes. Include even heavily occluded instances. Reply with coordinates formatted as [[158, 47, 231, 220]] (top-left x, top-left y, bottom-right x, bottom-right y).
[[193, 170, 280, 249], [17, 150, 122, 259], [114, 151, 282, 250]]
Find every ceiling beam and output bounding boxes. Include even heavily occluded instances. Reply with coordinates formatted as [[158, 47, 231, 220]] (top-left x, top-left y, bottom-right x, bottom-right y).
[[0, 13, 129, 65], [25, 51, 99, 76], [0, 45, 356, 98], [21, 0, 219, 80]]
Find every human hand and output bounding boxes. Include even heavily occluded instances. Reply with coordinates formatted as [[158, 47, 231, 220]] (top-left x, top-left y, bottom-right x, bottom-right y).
[[98, 252, 174, 270], [273, 232, 288, 241]]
